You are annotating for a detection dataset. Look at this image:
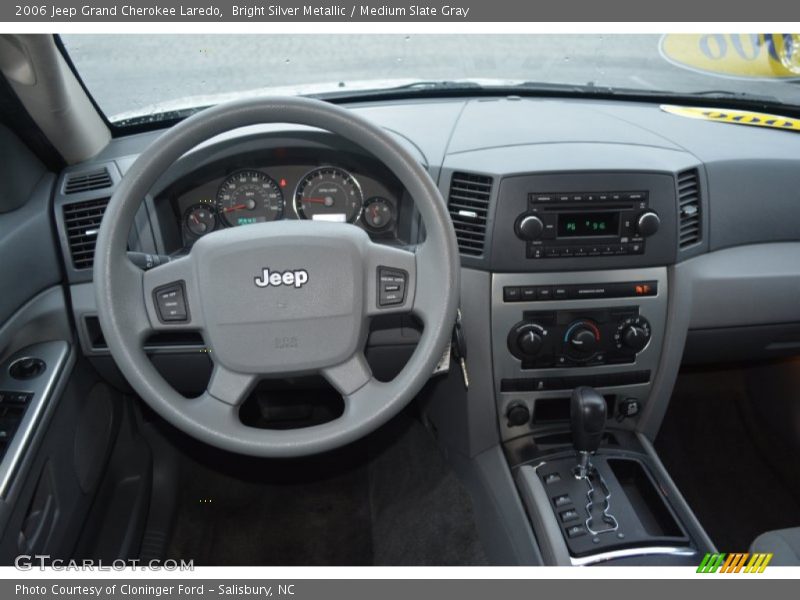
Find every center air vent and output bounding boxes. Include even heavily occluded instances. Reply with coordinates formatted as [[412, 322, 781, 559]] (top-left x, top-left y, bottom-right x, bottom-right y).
[[677, 169, 702, 249], [64, 167, 112, 194], [63, 198, 110, 269], [448, 172, 493, 256]]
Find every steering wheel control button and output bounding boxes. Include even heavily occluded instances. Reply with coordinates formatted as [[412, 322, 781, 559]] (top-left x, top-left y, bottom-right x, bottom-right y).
[[154, 282, 189, 323], [377, 268, 407, 307]]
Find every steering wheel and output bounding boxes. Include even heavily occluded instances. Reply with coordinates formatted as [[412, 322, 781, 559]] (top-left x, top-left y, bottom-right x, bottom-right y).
[[94, 97, 460, 457]]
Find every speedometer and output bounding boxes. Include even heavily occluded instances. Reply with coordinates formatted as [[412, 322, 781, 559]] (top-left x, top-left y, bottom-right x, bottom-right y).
[[216, 170, 284, 227], [294, 167, 364, 224]]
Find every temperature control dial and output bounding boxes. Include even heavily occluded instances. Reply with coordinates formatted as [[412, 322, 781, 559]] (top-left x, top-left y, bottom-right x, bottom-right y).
[[564, 320, 601, 360], [615, 316, 652, 353]]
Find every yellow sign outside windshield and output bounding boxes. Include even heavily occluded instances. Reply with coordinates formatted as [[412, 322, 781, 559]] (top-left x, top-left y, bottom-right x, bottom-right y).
[[661, 105, 800, 132], [660, 34, 800, 79]]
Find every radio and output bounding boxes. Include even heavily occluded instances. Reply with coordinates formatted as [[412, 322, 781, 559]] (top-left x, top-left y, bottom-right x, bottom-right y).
[[514, 191, 660, 259]]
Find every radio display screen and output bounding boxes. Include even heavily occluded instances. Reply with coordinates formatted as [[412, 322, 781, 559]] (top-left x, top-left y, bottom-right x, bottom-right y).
[[557, 212, 620, 237]]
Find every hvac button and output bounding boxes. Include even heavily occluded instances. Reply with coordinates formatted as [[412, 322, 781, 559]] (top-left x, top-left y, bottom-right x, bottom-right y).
[[154, 282, 189, 323]]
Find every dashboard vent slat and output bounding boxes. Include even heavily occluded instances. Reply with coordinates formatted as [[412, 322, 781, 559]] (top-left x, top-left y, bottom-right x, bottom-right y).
[[64, 167, 113, 194], [448, 172, 493, 257], [677, 169, 702, 249], [63, 198, 110, 269]]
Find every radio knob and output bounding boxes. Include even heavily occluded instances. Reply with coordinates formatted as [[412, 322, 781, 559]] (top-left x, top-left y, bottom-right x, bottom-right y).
[[515, 214, 544, 241], [636, 211, 660, 237]]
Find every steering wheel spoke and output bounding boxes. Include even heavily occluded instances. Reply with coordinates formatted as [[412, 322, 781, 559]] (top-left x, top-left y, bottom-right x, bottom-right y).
[[321, 351, 373, 397], [205, 363, 258, 407]]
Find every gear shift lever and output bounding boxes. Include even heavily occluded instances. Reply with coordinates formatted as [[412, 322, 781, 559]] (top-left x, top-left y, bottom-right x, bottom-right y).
[[570, 386, 607, 479]]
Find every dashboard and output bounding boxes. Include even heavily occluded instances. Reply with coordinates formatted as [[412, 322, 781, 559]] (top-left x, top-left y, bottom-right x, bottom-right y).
[[156, 146, 412, 254], [52, 94, 800, 448]]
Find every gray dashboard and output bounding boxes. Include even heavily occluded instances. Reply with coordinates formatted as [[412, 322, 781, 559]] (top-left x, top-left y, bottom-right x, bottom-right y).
[[50, 94, 800, 444]]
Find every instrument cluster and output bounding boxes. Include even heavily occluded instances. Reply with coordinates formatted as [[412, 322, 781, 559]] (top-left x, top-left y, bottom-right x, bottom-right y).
[[171, 162, 402, 248]]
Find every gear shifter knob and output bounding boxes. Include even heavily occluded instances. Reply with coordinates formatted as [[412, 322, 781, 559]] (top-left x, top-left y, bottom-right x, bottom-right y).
[[571, 387, 606, 478]]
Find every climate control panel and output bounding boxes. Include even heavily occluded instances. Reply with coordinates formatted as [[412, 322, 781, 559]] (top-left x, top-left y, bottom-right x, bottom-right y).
[[507, 307, 651, 369]]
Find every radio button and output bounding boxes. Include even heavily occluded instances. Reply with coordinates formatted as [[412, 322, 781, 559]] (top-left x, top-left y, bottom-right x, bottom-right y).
[[532, 193, 555, 203], [561, 247, 574, 257], [601, 245, 615, 255], [516, 214, 544, 241], [527, 246, 544, 259], [574, 247, 588, 257], [588, 246, 601, 256], [545, 247, 561, 258]]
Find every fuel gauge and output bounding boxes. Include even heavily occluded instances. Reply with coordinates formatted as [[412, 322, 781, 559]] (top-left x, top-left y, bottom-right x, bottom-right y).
[[363, 197, 395, 231], [184, 203, 217, 237]]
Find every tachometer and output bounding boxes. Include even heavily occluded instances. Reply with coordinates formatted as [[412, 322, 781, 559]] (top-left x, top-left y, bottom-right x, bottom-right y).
[[216, 170, 284, 227], [294, 167, 364, 224]]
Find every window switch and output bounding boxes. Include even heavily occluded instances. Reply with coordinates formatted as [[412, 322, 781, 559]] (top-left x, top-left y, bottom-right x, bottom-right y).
[[543, 472, 561, 485], [553, 494, 572, 508]]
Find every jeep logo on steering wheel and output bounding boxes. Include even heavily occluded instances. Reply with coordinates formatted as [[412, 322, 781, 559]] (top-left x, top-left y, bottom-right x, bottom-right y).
[[254, 268, 309, 289]]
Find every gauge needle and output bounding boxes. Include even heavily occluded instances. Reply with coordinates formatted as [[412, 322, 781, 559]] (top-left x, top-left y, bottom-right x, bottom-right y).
[[304, 197, 335, 206], [222, 203, 248, 213]]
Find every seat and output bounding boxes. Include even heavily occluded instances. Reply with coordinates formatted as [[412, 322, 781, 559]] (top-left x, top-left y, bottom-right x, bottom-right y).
[[750, 527, 800, 565]]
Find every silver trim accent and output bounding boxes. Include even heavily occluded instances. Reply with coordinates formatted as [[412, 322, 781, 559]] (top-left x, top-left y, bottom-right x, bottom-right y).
[[0, 341, 71, 498], [570, 545, 696, 566], [583, 466, 619, 535], [84, 229, 98, 237], [491, 267, 669, 441], [458, 209, 478, 219]]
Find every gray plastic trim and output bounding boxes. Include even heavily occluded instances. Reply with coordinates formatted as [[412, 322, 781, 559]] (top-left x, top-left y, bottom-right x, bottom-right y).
[[514, 464, 571, 565], [0, 341, 72, 498]]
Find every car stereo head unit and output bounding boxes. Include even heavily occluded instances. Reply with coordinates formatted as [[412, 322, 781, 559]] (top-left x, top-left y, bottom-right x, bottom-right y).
[[514, 191, 660, 259]]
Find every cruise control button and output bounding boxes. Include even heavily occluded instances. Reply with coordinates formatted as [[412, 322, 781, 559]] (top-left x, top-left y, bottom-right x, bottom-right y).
[[154, 283, 188, 323], [378, 268, 407, 307]]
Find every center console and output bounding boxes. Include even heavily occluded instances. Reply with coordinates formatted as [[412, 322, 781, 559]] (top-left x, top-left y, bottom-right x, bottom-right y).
[[481, 169, 711, 565]]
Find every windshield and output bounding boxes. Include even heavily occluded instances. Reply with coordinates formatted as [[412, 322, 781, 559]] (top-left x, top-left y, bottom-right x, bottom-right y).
[[61, 33, 800, 125]]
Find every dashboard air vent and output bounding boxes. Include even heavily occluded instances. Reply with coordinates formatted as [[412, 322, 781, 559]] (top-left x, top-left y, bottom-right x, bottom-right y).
[[64, 167, 112, 194], [63, 198, 110, 269], [677, 169, 701, 249], [448, 172, 493, 256]]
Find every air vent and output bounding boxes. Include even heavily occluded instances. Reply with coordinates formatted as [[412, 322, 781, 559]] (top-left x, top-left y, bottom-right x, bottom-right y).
[[448, 172, 493, 256], [64, 167, 112, 194], [63, 198, 109, 269], [677, 169, 701, 249]]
